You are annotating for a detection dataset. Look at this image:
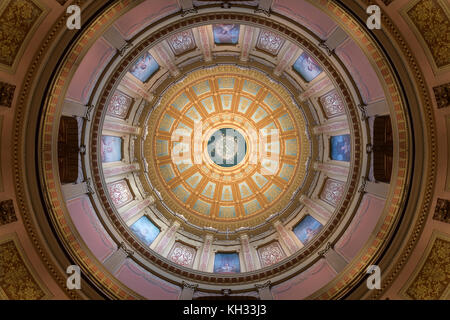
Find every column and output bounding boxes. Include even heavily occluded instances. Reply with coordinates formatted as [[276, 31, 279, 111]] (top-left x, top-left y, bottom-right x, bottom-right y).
[[179, 281, 198, 300], [153, 44, 180, 77], [240, 234, 257, 272], [197, 234, 213, 272], [240, 26, 255, 62], [120, 76, 154, 102], [121, 197, 155, 223], [103, 242, 134, 274], [274, 43, 298, 76], [102, 121, 140, 135], [273, 220, 300, 254], [299, 195, 332, 225], [313, 120, 349, 135], [154, 220, 181, 255], [103, 163, 140, 178], [195, 26, 212, 62], [255, 281, 273, 300], [314, 162, 349, 177], [298, 77, 332, 101]]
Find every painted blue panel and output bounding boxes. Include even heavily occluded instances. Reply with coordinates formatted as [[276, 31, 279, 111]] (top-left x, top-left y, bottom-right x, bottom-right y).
[[213, 24, 240, 44], [293, 52, 323, 82], [214, 252, 240, 273], [129, 52, 159, 82], [130, 216, 160, 246], [101, 135, 122, 162], [293, 215, 323, 245], [330, 134, 351, 162]]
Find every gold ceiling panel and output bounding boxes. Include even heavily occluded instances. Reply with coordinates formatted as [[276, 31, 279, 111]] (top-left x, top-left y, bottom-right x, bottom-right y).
[[144, 66, 310, 230]]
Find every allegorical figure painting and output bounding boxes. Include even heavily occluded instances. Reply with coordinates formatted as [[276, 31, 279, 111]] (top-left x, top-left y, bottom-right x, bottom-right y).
[[129, 52, 159, 82], [101, 135, 122, 162], [293, 52, 323, 82], [213, 24, 240, 44], [130, 216, 160, 246], [330, 134, 351, 162], [214, 252, 241, 273], [293, 215, 323, 245]]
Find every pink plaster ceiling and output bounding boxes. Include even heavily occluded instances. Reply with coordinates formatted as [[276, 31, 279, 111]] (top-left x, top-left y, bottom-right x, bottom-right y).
[[334, 194, 386, 262], [271, 259, 337, 299], [335, 38, 385, 104], [66, 195, 117, 262], [115, 260, 181, 299], [66, 37, 115, 104], [113, 0, 179, 40], [272, 0, 338, 40]]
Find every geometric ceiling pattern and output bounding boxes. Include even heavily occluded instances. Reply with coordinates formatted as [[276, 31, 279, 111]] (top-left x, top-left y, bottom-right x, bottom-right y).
[[4, 0, 446, 302], [146, 65, 311, 229]]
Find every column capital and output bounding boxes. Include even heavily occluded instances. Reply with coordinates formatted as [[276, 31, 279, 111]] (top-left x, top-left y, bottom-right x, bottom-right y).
[[182, 281, 198, 291], [255, 280, 271, 290], [317, 242, 332, 257], [119, 241, 135, 258]]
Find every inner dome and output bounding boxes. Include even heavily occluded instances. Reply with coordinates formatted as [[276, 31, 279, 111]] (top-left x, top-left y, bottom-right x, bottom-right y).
[[207, 128, 247, 167], [144, 65, 311, 230]]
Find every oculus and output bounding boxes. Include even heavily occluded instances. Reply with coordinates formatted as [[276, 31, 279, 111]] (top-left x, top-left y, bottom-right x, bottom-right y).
[[207, 128, 247, 167]]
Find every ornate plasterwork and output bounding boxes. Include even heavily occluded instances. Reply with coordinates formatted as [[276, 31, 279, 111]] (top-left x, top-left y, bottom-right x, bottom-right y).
[[168, 241, 197, 267], [0, 0, 45, 71], [167, 30, 196, 55], [256, 29, 285, 55], [0, 236, 49, 299], [404, 234, 450, 299], [405, 0, 450, 70], [320, 178, 345, 207], [144, 65, 311, 230], [257, 241, 286, 267], [319, 89, 345, 118], [107, 180, 134, 208], [106, 90, 133, 119]]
